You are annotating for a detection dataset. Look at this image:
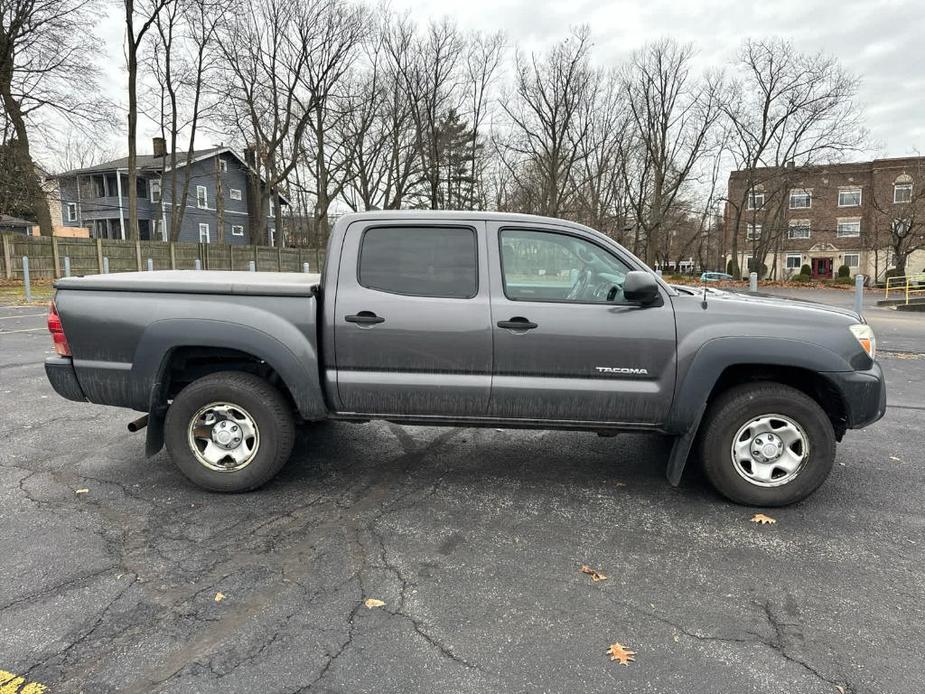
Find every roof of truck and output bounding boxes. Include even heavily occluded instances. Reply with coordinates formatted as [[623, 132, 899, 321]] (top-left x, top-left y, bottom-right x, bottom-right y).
[[334, 209, 598, 231], [54, 270, 321, 296]]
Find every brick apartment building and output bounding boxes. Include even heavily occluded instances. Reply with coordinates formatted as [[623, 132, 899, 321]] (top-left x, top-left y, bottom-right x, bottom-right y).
[[724, 156, 925, 281]]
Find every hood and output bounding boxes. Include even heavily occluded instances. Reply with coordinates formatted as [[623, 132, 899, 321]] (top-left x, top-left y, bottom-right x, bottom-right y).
[[671, 285, 862, 323]]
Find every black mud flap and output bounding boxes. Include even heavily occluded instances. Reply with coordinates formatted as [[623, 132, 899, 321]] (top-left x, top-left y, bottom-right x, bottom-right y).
[[666, 408, 705, 486], [145, 407, 166, 457]]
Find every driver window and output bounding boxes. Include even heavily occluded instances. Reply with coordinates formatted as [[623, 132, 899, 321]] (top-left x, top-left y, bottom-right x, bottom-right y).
[[499, 229, 631, 304]]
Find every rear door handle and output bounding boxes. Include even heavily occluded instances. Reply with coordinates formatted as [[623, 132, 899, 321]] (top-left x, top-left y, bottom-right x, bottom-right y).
[[345, 311, 385, 325], [497, 317, 538, 331]]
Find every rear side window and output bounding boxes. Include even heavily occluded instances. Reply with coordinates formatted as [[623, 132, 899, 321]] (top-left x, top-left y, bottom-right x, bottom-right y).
[[358, 226, 478, 298]]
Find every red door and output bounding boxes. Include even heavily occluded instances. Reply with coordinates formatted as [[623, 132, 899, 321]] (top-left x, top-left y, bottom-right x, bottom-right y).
[[812, 257, 832, 279]]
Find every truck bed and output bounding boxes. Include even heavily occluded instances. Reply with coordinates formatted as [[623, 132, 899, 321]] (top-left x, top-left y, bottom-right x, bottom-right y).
[[55, 270, 321, 297]]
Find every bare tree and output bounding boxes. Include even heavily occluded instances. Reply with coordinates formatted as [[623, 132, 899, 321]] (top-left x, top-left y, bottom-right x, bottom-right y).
[[620, 39, 721, 266], [570, 69, 630, 239], [722, 38, 865, 276], [218, 0, 363, 244], [146, 0, 221, 240], [869, 161, 925, 276], [499, 27, 594, 217], [0, 0, 111, 234], [462, 30, 504, 208], [125, 0, 172, 239]]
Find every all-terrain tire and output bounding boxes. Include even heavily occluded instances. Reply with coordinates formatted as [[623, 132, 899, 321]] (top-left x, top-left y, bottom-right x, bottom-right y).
[[164, 371, 295, 492], [700, 382, 836, 506]]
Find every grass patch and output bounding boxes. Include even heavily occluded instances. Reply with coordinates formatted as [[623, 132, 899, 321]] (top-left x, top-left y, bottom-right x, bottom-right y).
[[0, 279, 54, 305]]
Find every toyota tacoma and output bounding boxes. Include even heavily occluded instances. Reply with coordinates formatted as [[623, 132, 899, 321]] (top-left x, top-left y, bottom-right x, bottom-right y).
[[44, 211, 886, 505]]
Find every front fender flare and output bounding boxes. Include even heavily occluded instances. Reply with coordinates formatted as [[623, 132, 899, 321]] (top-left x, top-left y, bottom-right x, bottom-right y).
[[664, 336, 853, 485]]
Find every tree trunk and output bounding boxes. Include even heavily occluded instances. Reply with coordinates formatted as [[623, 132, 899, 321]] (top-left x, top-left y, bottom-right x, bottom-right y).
[[126, 5, 139, 241], [0, 62, 53, 236]]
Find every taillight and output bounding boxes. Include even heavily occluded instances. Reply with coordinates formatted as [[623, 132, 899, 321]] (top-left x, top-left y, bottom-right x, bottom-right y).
[[48, 300, 71, 357]]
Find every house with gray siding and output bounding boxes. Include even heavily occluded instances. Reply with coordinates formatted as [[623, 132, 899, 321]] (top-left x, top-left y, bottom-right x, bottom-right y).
[[54, 138, 286, 245]]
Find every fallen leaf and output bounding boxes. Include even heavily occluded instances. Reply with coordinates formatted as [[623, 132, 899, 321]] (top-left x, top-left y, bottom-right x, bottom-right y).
[[835, 686, 845, 694], [614, 482, 627, 488], [214, 592, 225, 602], [75, 488, 89, 494], [580, 565, 608, 582], [364, 598, 385, 608], [606, 642, 636, 666], [750, 513, 776, 525], [889, 456, 903, 463]]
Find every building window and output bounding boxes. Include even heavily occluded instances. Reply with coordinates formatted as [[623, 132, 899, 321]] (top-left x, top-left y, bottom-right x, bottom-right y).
[[894, 182, 913, 203], [95, 177, 106, 198], [150, 181, 161, 203], [66, 203, 78, 222], [219, 159, 227, 173], [269, 228, 275, 246], [746, 223, 761, 240], [196, 185, 208, 209], [892, 218, 911, 237], [789, 190, 811, 209], [844, 254, 860, 268], [269, 198, 275, 217], [788, 221, 810, 239], [746, 191, 765, 210], [786, 255, 802, 270], [837, 188, 862, 207], [231, 224, 244, 237], [199, 223, 210, 243], [836, 219, 861, 237], [229, 188, 242, 201]]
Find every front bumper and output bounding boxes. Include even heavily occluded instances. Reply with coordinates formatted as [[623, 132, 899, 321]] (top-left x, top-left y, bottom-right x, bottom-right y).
[[45, 356, 87, 403], [823, 362, 887, 429]]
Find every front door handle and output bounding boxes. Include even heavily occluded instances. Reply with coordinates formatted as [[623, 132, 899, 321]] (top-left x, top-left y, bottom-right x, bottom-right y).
[[345, 311, 385, 325], [497, 316, 538, 331]]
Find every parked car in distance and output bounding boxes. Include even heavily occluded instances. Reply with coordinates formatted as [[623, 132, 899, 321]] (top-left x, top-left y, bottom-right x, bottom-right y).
[[701, 271, 735, 282], [45, 211, 886, 506]]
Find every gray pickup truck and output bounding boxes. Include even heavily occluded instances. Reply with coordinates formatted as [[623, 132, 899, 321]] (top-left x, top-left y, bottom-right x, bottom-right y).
[[45, 211, 886, 506]]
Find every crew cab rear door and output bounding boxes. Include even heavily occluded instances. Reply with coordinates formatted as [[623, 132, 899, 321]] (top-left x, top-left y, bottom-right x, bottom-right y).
[[486, 222, 676, 424], [332, 220, 492, 416]]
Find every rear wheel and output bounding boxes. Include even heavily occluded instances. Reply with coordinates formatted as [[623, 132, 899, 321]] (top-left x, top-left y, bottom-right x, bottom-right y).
[[164, 371, 295, 492], [700, 383, 836, 506]]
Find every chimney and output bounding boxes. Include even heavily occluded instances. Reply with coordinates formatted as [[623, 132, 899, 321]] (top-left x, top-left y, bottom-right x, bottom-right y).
[[152, 137, 167, 158]]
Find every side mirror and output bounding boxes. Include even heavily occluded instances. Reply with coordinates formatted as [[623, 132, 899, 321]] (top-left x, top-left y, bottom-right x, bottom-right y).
[[623, 271, 661, 306]]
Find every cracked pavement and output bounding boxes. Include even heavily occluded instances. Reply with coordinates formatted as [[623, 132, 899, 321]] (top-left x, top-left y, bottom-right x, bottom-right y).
[[1, 302, 924, 693]]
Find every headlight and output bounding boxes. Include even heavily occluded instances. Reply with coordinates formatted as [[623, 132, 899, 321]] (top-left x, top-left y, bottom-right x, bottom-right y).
[[849, 324, 877, 360]]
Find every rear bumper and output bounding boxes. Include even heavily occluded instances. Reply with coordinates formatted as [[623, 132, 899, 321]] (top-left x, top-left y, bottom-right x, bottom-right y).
[[45, 357, 87, 403], [824, 362, 887, 429]]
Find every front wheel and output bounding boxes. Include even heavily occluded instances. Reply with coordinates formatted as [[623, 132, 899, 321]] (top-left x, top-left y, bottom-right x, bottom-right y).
[[164, 371, 295, 492], [699, 383, 836, 506]]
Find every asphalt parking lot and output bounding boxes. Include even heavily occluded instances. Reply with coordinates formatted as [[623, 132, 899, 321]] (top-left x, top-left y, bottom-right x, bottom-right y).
[[1, 293, 923, 693]]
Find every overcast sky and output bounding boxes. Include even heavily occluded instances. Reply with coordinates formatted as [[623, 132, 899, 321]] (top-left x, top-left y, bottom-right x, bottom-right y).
[[94, 0, 923, 160]]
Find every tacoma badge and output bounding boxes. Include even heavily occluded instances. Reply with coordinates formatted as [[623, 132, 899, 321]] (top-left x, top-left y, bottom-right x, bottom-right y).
[[595, 366, 649, 375]]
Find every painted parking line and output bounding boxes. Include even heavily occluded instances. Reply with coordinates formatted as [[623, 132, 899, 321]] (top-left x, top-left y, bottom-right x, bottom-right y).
[[0, 328, 46, 334], [0, 314, 45, 320], [0, 670, 47, 693]]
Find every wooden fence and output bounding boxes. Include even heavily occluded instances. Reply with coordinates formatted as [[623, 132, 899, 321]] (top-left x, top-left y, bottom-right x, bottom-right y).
[[0, 233, 326, 279]]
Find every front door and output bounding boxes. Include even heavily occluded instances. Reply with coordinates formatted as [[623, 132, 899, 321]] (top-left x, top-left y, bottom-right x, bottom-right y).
[[486, 223, 677, 424], [811, 257, 833, 279], [333, 221, 492, 416]]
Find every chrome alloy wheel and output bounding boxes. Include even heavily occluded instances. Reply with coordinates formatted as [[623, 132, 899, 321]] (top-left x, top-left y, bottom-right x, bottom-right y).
[[730, 414, 809, 487], [187, 402, 260, 472]]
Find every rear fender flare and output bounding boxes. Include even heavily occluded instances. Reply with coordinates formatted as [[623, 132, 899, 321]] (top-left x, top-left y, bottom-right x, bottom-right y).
[[132, 316, 326, 421]]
